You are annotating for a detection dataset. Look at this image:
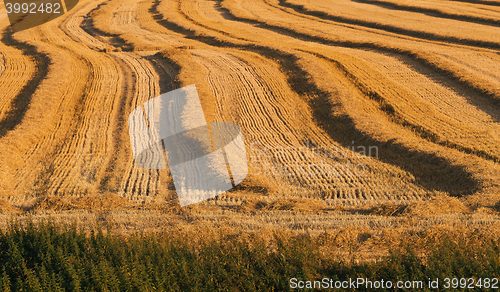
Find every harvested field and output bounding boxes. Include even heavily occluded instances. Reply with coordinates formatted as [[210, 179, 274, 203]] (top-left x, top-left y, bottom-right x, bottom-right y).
[[1, 0, 500, 251]]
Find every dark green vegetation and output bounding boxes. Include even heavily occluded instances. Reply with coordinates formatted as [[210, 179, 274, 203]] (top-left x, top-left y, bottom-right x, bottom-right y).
[[0, 221, 498, 291]]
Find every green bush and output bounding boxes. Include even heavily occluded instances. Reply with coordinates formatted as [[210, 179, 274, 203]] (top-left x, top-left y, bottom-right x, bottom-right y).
[[0, 221, 498, 291]]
